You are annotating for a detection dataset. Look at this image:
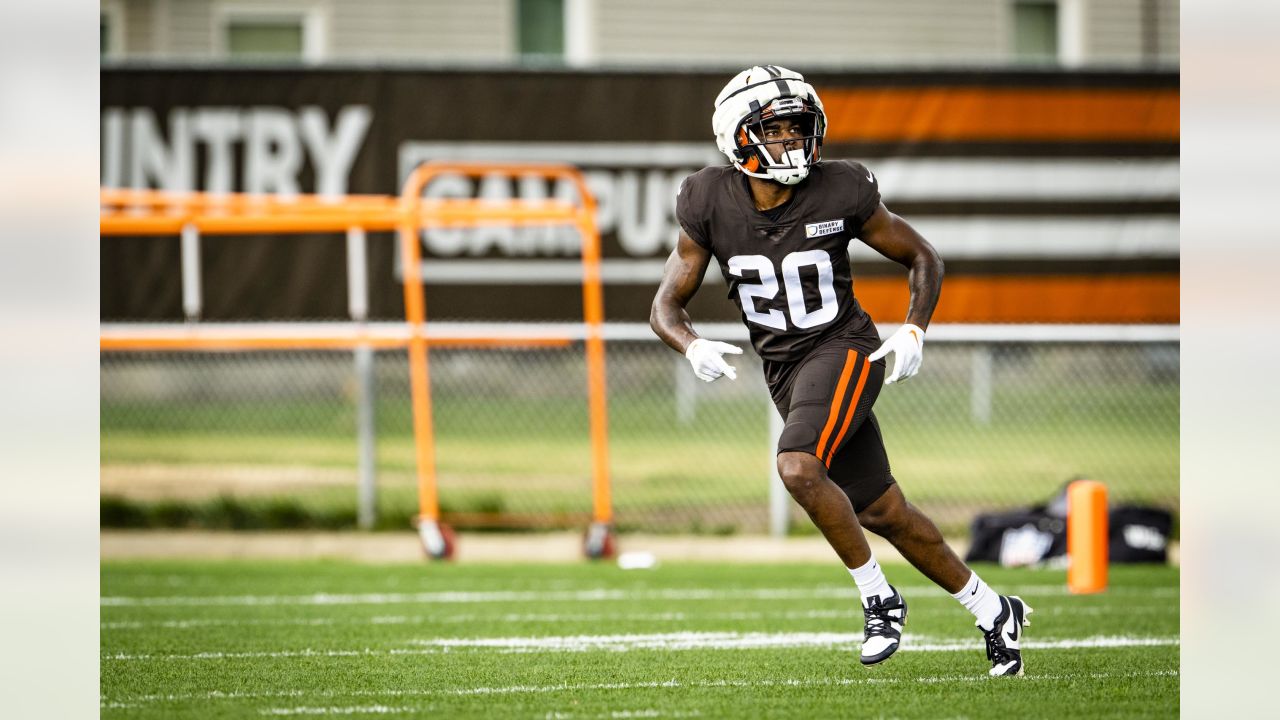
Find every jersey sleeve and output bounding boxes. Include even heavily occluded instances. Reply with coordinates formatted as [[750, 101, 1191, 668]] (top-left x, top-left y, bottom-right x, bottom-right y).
[[675, 171, 713, 251], [839, 160, 882, 234]]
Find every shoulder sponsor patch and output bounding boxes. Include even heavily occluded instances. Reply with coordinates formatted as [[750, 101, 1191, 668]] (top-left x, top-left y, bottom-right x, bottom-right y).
[[804, 219, 844, 238]]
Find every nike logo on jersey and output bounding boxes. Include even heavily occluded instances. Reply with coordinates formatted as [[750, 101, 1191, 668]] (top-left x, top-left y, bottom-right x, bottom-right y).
[[804, 219, 844, 238]]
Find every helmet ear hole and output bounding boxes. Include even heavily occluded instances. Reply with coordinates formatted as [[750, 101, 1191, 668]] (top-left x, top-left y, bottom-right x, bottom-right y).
[[734, 127, 754, 162]]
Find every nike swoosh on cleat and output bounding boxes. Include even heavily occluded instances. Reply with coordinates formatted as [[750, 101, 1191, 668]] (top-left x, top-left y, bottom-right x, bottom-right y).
[[1005, 628, 1018, 643]]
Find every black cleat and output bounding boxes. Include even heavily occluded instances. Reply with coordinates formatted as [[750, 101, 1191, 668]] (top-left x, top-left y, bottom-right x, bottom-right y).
[[981, 595, 1033, 676], [859, 585, 907, 666]]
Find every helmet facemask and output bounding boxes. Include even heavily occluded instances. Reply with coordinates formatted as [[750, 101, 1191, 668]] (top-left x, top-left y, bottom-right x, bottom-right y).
[[734, 98, 825, 186], [712, 65, 827, 186]]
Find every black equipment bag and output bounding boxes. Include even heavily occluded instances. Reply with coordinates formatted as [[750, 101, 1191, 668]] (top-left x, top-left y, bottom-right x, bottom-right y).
[[964, 511, 1066, 567], [964, 484, 1173, 567], [1108, 505, 1174, 564]]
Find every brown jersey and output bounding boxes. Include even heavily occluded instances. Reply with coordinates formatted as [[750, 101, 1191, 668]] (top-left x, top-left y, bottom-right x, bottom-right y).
[[676, 159, 883, 364]]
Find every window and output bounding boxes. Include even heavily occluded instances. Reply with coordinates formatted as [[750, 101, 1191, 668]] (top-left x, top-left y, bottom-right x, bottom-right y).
[[226, 19, 304, 61], [1013, 1, 1058, 63], [217, 6, 326, 63], [101, 1, 124, 59], [518, 0, 565, 61]]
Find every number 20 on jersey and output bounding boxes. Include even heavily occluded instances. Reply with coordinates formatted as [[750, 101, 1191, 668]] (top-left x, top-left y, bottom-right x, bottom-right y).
[[728, 249, 838, 331]]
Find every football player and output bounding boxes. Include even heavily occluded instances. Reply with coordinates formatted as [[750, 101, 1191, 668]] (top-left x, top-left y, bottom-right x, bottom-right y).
[[651, 65, 1032, 676]]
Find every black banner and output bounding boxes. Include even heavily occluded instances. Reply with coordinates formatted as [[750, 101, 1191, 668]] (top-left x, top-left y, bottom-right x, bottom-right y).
[[101, 67, 1178, 323]]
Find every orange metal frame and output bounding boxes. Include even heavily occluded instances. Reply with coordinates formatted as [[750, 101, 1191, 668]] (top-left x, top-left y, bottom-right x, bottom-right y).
[[98, 329, 572, 352], [100, 188, 583, 236], [396, 163, 611, 528], [100, 162, 613, 530]]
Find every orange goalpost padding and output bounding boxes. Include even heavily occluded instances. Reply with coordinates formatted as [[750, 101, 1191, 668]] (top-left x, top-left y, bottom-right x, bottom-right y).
[[1067, 479, 1109, 594]]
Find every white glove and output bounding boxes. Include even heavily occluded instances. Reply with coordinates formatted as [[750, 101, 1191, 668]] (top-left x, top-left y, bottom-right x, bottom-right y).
[[684, 338, 743, 382], [869, 323, 925, 385]]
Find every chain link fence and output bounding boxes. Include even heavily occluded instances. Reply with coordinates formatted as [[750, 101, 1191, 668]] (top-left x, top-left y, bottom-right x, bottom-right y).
[[100, 332, 1178, 536]]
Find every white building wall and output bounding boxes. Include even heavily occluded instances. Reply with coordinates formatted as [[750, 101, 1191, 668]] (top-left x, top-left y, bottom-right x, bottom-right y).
[[1156, 0, 1179, 62], [594, 0, 1008, 66], [104, 0, 1178, 66], [169, 0, 216, 58], [1086, 0, 1142, 62], [119, 0, 153, 55], [1084, 0, 1178, 64], [328, 0, 511, 62]]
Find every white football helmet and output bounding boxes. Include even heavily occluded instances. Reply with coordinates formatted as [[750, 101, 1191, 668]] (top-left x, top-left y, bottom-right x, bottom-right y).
[[712, 65, 827, 186]]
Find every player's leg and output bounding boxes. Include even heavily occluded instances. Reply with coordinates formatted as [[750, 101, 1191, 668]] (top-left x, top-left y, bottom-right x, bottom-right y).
[[776, 452, 873, 567], [775, 346, 882, 570], [831, 415, 1033, 676], [831, 416, 963, 590], [774, 347, 906, 665]]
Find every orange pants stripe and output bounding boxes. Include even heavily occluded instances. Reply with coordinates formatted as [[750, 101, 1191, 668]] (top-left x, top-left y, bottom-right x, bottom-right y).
[[814, 350, 858, 461], [825, 357, 873, 467]]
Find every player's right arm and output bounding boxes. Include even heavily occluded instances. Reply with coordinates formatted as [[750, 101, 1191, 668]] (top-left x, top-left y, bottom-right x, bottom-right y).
[[650, 231, 743, 382], [650, 230, 712, 354]]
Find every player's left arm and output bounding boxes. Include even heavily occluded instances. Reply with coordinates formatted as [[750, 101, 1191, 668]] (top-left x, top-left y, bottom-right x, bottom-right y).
[[858, 202, 945, 383], [858, 202, 944, 329]]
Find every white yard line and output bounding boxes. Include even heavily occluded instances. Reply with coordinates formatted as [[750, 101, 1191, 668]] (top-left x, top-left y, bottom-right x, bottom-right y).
[[400, 632, 1180, 654], [102, 669, 1179, 709], [104, 617, 338, 630], [260, 706, 410, 716], [102, 633, 1177, 661], [100, 610, 852, 631], [100, 584, 1176, 608], [101, 603, 1176, 631]]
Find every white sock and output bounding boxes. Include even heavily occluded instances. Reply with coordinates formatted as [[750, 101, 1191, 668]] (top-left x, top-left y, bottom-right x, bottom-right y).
[[849, 556, 893, 604], [952, 571, 1003, 630]]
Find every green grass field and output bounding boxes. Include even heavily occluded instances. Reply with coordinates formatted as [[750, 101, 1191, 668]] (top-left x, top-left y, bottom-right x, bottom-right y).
[[101, 560, 1178, 718], [101, 379, 1178, 534]]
